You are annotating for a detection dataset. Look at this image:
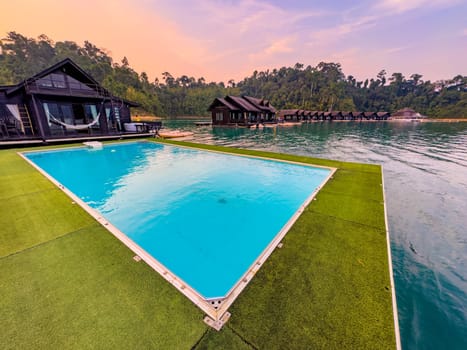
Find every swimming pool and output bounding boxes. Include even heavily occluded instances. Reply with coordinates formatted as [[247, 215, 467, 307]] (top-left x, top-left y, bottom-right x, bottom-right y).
[[23, 142, 334, 320]]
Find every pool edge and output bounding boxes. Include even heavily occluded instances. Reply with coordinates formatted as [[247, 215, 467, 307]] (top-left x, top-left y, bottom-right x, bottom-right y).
[[18, 143, 336, 324], [382, 165, 402, 350]]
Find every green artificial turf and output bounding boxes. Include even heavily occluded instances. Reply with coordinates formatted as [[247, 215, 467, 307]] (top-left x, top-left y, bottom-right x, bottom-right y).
[[0, 140, 397, 349]]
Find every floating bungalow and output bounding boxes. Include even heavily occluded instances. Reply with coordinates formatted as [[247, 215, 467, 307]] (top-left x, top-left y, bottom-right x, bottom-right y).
[[208, 96, 276, 126], [277, 109, 301, 122], [277, 109, 391, 122], [0, 58, 143, 143], [391, 108, 426, 120]]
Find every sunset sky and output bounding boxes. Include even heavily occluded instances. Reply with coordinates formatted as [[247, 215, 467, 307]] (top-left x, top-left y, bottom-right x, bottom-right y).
[[1, 0, 466, 83]]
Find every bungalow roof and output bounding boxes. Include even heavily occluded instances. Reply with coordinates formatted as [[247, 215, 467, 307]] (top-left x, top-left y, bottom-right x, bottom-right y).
[[207, 97, 239, 111], [278, 109, 300, 116], [227, 95, 261, 112], [243, 96, 276, 113]]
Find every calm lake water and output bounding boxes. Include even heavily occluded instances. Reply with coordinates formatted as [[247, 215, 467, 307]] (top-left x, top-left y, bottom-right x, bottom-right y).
[[165, 119, 467, 350]]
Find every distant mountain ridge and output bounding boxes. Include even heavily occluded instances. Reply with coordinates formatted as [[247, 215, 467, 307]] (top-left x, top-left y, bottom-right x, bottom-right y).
[[1, 31, 465, 118]]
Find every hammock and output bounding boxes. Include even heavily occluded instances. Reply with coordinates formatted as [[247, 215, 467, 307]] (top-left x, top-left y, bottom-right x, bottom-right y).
[[47, 111, 101, 130]]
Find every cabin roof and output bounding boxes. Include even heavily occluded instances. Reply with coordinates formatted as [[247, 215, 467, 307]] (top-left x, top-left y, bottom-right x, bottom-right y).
[[226, 96, 261, 112], [208, 95, 276, 114], [278, 109, 300, 116], [207, 97, 240, 111], [1, 58, 139, 107], [242, 96, 276, 113], [6, 58, 102, 95]]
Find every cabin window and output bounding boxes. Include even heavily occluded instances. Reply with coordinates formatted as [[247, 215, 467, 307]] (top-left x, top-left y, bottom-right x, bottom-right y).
[[114, 107, 122, 130], [51, 74, 66, 88], [67, 76, 94, 92], [37, 77, 53, 88], [37, 73, 66, 88], [43, 102, 73, 135], [84, 104, 99, 127], [216, 112, 223, 121], [104, 107, 117, 131]]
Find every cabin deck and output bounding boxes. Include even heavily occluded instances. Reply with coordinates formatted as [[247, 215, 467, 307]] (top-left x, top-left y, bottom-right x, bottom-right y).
[[0, 132, 152, 148]]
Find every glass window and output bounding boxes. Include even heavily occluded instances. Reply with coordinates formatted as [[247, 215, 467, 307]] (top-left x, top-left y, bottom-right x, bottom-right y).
[[84, 104, 99, 126], [38, 77, 53, 88], [37, 73, 66, 88], [50, 73, 66, 88], [43, 102, 64, 135], [67, 76, 93, 91]]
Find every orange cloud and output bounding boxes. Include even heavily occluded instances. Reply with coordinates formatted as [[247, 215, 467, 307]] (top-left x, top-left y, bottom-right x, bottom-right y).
[[0, 0, 207, 82]]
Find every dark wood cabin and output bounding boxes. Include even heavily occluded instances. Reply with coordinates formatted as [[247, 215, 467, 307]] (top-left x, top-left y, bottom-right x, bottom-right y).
[[277, 109, 301, 122], [363, 112, 377, 120], [352, 111, 364, 120], [342, 111, 353, 120], [208, 95, 276, 126], [323, 112, 332, 120], [242, 96, 276, 122], [330, 111, 343, 120], [313, 111, 324, 120], [302, 111, 312, 121], [271, 109, 391, 122], [0, 58, 139, 141]]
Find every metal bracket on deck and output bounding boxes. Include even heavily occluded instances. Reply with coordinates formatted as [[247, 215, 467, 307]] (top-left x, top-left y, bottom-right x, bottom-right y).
[[203, 312, 231, 331]]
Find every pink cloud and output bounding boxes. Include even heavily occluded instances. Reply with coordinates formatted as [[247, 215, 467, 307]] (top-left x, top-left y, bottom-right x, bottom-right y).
[[375, 0, 462, 14]]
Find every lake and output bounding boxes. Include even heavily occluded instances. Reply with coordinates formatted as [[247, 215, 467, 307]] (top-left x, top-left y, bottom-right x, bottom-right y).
[[165, 119, 467, 350]]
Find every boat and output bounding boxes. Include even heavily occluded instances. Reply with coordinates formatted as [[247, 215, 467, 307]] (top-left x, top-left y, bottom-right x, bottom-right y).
[[157, 130, 194, 139], [195, 121, 212, 126]]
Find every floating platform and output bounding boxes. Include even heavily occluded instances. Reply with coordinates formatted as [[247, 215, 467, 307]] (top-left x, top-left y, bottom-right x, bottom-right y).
[[278, 122, 301, 127], [195, 121, 212, 126], [82, 141, 103, 149], [158, 130, 194, 139]]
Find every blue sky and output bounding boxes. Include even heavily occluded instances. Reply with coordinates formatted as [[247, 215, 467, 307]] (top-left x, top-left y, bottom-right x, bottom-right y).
[[1, 0, 466, 83]]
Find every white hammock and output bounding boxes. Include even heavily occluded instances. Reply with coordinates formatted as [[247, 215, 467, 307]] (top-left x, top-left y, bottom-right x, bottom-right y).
[[47, 111, 101, 130]]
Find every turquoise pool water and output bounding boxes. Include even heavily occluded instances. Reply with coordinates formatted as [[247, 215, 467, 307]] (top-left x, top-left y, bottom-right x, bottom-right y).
[[25, 142, 331, 299]]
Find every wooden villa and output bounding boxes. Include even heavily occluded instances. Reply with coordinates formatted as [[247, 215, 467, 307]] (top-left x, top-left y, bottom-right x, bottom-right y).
[[0, 58, 141, 142], [208, 95, 276, 126]]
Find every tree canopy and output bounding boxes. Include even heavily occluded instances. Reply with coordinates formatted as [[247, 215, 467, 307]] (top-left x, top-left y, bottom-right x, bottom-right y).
[[1, 32, 465, 118]]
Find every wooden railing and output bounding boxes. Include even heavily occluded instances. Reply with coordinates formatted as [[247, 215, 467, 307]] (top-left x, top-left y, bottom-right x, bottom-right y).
[[24, 81, 111, 98]]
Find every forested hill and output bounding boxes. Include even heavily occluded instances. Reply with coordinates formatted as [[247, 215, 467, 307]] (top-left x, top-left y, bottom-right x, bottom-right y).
[[1, 32, 465, 118]]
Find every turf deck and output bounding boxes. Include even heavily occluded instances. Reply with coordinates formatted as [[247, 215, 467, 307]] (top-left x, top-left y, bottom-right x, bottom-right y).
[[0, 140, 397, 349]]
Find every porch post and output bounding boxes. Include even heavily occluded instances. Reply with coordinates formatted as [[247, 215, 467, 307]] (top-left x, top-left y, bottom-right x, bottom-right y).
[[31, 94, 47, 140]]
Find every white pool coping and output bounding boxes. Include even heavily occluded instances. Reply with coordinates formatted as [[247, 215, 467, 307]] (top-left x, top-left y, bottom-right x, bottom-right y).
[[19, 142, 334, 322], [382, 166, 402, 350]]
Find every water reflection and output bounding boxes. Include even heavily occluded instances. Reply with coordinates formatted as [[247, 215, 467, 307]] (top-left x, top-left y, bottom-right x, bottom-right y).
[[165, 119, 467, 349]]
